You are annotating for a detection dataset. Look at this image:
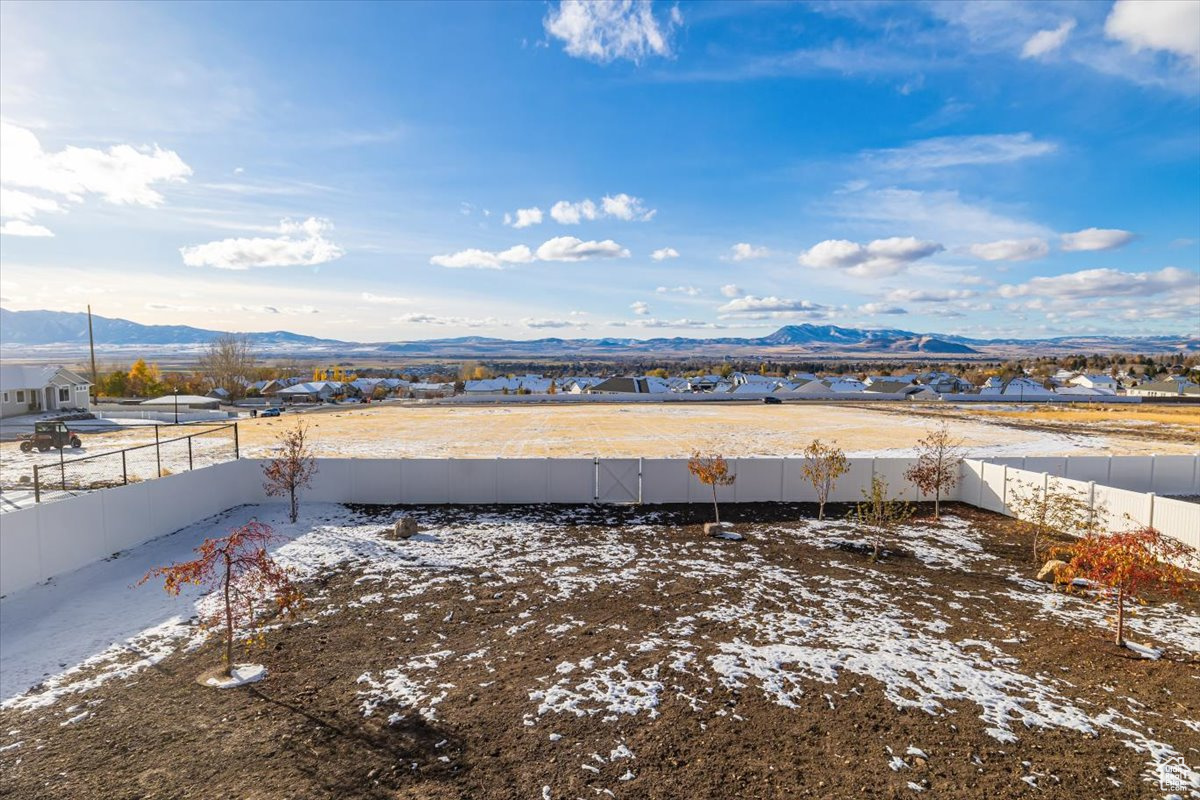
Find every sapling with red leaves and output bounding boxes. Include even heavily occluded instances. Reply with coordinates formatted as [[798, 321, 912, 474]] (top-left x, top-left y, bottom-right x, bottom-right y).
[[688, 452, 735, 525], [1052, 527, 1199, 648], [263, 420, 318, 524], [140, 520, 303, 677], [904, 423, 964, 520]]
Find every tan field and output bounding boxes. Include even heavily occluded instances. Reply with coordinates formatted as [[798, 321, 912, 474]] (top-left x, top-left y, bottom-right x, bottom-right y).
[[221, 401, 1199, 459]]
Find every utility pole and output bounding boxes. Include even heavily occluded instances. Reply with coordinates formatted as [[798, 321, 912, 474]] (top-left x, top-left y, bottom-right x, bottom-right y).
[[87, 305, 99, 405]]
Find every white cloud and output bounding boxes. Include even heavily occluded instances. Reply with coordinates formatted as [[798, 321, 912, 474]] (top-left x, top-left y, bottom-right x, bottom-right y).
[[544, 0, 680, 64], [656, 285, 700, 296], [505, 206, 544, 229], [630, 301, 650, 315], [361, 292, 410, 304], [861, 133, 1057, 171], [522, 317, 576, 329], [611, 318, 721, 329], [430, 244, 535, 269], [798, 236, 943, 278], [968, 238, 1050, 261], [0, 220, 54, 237], [549, 194, 654, 224], [651, 247, 679, 261], [720, 284, 744, 298], [1, 187, 63, 221], [718, 295, 829, 315], [858, 303, 908, 315], [1105, 0, 1200, 62], [1021, 20, 1076, 59], [886, 288, 978, 303], [1059, 227, 1136, 252], [601, 193, 656, 221], [233, 304, 319, 315], [549, 198, 599, 224], [0, 122, 191, 235], [180, 217, 344, 270], [998, 267, 1196, 299], [394, 313, 498, 327], [828, 187, 1053, 245], [535, 236, 630, 261], [728, 242, 769, 261]]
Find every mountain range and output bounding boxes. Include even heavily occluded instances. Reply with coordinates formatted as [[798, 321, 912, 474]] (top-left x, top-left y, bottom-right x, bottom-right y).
[[1, 307, 1195, 358]]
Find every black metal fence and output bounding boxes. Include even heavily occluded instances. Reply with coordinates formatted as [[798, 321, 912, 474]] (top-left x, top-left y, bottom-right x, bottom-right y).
[[30, 422, 239, 502]]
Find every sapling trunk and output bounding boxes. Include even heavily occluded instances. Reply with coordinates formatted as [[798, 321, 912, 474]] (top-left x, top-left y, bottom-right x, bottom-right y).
[[711, 483, 720, 525], [1115, 589, 1125, 646], [223, 552, 234, 677]]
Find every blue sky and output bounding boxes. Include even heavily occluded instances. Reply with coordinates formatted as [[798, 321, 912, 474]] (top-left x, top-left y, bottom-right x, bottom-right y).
[[1, 0, 1197, 341]]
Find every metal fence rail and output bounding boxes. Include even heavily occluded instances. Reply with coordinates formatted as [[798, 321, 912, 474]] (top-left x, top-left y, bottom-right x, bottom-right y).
[[31, 422, 239, 502]]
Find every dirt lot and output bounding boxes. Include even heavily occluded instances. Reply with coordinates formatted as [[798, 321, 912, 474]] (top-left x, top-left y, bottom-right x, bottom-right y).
[[2, 502, 1197, 799]]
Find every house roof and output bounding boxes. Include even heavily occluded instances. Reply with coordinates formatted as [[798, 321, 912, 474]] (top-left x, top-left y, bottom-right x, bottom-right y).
[[140, 394, 219, 405], [0, 365, 91, 391], [864, 380, 921, 394]]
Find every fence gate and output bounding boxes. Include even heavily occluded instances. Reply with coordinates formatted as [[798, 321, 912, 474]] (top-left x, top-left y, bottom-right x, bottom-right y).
[[596, 458, 641, 504]]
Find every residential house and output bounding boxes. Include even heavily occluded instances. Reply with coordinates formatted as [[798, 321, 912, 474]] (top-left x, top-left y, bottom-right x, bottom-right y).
[[409, 382, 454, 398], [1127, 379, 1200, 398], [277, 381, 343, 404], [1070, 374, 1120, 392], [0, 365, 92, 419], [864, 380, 925, 397]]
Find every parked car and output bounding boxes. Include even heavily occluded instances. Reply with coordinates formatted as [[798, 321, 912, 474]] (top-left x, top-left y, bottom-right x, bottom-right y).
[[762, 396, 782, 405], [260, 407, 282, 417]]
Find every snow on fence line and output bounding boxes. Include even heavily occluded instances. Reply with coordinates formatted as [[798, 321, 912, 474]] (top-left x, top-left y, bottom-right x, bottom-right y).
[[2, 455, 1196, 598]]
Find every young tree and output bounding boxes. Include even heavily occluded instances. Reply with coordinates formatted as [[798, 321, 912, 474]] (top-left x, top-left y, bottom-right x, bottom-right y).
[[1008, 479, 1097, 563], [905, 423, 964, 520], [1052, 528, 1199, 647], [801, 438, 850, 520], [140, 521, 302, 677], [852, 475, 914, 562], [688, 453, 736, 525], [263, 421, 319, 523]]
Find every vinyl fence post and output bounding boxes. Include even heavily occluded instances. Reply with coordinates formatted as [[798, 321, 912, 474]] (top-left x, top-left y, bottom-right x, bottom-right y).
[[1001, 465, 1009, 512], [638, 457, 643, 505], [1147, 492, 1155, 530], [33, 464, 40, 503], [594, 457, 599, 503]]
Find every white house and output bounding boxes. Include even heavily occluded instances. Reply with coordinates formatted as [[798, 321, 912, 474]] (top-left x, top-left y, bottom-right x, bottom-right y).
[[277, 381, 343, 404], [1070, 374, 1119, 392], [1127, 378, 1200, 398], [1000, 377, 1055, 398], [0, 365, 92, 419]]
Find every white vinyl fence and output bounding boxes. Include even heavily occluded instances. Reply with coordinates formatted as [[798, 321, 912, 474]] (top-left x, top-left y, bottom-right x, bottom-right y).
[[961, 459, 1200, 554], [2, 455, 1196, 598]]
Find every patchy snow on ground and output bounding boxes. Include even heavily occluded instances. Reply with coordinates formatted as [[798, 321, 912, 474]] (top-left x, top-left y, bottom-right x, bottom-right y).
[[2, 504, 1197, 795]]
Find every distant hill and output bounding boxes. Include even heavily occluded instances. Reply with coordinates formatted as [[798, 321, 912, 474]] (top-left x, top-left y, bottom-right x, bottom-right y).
[[0, 308, 343, 347], [1, 307, 1194, 357]]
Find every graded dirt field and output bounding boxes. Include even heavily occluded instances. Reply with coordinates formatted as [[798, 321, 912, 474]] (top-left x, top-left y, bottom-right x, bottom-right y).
[[4, 402, 1196, 492], [226, 401, 1200, 458]]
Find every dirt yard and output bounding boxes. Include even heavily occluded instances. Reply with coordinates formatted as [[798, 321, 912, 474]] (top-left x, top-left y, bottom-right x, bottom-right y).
[[2, 502, 1197, 799]]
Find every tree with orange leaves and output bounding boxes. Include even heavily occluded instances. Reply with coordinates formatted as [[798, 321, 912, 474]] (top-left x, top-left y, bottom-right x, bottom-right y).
[[688, 452, 736, 525], [263, 420, 319, 523], [1052, 527, 1199, 647], [904, 423, 963, 520], [140, 521, 303, 677]]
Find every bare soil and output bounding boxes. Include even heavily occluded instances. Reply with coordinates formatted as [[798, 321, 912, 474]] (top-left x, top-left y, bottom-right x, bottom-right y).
[[2, 504, 1197, 800]]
